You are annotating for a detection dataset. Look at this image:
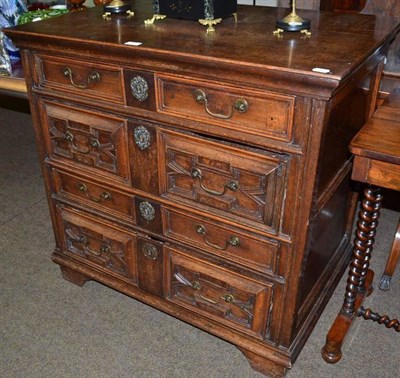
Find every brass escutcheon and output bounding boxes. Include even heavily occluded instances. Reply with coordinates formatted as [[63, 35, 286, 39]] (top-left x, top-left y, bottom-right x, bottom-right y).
[[134, 125, 151, 150], [139, 201, 155, 221], [130, 76, 148, 101], [142, 243, 158, 260]]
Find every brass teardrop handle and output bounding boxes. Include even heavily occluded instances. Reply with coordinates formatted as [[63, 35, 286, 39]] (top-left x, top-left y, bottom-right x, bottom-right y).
[[196, 224, 240, 250], [190, 167, 239, 196], [193, 89, 248, 119], [78, 183, 111, 202], [65, 131, 100, 154], [62, 66, 101, 89]]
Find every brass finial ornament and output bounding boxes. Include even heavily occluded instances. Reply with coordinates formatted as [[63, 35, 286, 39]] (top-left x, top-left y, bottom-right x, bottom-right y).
[[274, 0, 311, 35], [102, 0, 134, 18]]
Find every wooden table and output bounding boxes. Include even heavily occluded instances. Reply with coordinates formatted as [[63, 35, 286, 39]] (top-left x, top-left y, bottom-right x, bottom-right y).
[[322, 89, 400, 364]]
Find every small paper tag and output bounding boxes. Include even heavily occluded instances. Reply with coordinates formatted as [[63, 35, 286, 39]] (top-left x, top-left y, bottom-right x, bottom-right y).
[[124, 41, 142, 46]]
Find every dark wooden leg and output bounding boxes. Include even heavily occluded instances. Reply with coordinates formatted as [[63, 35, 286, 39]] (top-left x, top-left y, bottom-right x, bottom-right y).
[[358, 306, 400, 331], [321, 186, 382, 363], [237, 348, 287, 378], [60, 265, 90, 287], [379, 221, 400, 291]]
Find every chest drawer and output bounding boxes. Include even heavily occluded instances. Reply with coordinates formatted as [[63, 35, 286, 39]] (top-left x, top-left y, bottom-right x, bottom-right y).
[[165, 246, 273, 338], [51, 170, 135, 224], [156, 74, 295, 142], [35, 55, 125, 104], [163, 207, 278, 275], [56, 207, 138, 282], [158, 129, 288, 233], [40, 100, 130, 184]]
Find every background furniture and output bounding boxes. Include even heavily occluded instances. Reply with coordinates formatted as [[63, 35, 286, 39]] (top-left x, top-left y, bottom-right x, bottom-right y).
[[5, 2, 400, 376], [0, 64, 27, 97], [320, 0, 400, 94], [322, 88, 400, 363]]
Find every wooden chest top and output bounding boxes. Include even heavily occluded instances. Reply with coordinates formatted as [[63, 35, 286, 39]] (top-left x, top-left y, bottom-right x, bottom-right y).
[[5, 0, 400, 97]]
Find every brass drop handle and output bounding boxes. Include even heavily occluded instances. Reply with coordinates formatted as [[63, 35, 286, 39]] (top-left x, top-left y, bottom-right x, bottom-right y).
[[174, 273, 246, 308], [192, 281, 219, 304], [65, 131, 100, 154], [190, 167, 239, 196], [62, 66, 101, 89], [196, 224, 240, 251], [72, 234, 111, 256], [174, 273, 219, 304], [193, 89, 248, 119], [78, 183, 111, 202], [85, 244, 110, 256]]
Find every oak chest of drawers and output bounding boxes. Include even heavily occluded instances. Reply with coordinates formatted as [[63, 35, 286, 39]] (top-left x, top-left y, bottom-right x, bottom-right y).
[[6, 2, 400, 376]]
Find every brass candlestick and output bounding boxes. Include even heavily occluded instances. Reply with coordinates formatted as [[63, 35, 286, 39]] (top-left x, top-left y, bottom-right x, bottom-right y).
[[103, 0, 134, 17], [274, 0, 311, 35]]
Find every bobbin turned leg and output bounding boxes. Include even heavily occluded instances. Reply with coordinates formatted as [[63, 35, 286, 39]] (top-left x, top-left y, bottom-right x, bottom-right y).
[[322, 186, 382, 363], [358, 306, 400, 331]]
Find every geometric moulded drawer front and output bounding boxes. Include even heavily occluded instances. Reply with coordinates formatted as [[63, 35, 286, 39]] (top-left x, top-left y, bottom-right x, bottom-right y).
[[166, 246, 274, 338], [40, 99, 130, 184], [57, 207, 137, 282], [159, 129, 288, 233]]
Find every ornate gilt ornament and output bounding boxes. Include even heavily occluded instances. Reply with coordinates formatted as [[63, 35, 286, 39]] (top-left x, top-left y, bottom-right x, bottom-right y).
[[134, 126, 151, 150], [130, 76, 148, 101]]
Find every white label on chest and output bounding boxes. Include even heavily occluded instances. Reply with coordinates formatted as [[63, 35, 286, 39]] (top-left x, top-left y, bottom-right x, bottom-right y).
[[312, 67, 332, 74], [124, 41, 143, 46]]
